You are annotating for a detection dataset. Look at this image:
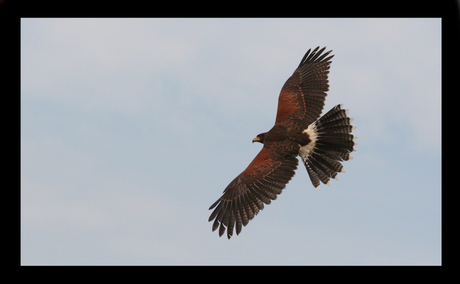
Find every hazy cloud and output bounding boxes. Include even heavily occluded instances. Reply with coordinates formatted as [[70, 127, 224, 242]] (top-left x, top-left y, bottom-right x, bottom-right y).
[[21, 18, 441, 265]]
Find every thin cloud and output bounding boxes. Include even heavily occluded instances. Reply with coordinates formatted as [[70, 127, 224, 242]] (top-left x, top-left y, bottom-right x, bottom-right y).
[[21, 18, 441, 265]]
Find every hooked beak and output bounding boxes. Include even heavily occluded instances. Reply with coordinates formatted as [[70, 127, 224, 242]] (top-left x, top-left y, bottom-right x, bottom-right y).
[[252, 136, 261, 143]]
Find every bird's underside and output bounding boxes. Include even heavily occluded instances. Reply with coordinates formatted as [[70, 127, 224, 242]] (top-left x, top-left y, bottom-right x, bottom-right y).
[[209, 47, 356, 239]]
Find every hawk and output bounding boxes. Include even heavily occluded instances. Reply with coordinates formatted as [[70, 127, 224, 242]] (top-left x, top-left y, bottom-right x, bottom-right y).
[[208, 47, 356, 239]]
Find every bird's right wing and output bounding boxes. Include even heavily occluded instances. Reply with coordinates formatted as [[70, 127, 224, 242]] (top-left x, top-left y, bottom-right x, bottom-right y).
[[208, 146, 298, 239]]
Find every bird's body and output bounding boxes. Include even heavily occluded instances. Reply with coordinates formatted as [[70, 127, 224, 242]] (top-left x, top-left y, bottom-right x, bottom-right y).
[[209, 47, 356, 239]]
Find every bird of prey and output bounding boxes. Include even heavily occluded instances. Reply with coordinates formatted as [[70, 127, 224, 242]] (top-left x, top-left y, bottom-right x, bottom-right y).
[[208, 46, 356, 239]]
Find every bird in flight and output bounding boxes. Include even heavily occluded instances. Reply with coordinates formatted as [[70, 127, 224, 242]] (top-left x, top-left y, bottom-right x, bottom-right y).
[[208, 47, 356, 239]]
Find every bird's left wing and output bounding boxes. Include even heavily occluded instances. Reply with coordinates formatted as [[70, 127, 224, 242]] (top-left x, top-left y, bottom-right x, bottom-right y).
[[209, 146, 298, 239], [275, 46, 334, 125]]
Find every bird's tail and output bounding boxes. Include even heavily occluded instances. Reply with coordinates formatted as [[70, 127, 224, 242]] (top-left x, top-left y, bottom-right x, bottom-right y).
[[300, 104, 357, 188]]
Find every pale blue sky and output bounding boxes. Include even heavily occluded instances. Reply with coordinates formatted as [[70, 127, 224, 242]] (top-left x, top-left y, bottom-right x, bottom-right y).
[[21, 18, 441, 265]]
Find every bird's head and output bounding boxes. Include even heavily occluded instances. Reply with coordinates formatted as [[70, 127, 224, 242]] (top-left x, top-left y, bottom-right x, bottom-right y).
[[252, 133, 266, 144]]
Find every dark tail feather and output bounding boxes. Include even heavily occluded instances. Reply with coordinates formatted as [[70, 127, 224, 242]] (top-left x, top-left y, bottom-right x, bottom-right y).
[[302, 104, 357, 188]]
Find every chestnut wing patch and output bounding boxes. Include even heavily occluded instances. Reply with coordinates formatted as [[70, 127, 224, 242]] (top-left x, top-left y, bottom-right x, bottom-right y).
[[208, 147, 298, 239], [275, 47, 334, 125]]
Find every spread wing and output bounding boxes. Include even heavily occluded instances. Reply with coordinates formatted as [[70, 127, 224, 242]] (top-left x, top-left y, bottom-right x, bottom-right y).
[[275, 46, 334, 125], [208, 146, 298, 239]]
